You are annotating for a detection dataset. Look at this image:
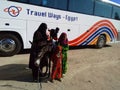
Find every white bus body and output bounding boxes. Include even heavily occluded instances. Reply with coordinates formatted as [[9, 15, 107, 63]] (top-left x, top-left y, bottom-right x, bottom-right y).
[[0, 0, 120, 56]]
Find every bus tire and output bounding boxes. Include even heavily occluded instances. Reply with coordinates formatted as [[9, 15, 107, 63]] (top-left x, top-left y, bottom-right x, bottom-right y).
[[96, 35, 106, 48], [0, 34, 22, 56]]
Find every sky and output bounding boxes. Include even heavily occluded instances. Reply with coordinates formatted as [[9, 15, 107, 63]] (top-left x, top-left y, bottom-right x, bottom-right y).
[[103, 0, 120, 4], [110, 0, 120, 4]]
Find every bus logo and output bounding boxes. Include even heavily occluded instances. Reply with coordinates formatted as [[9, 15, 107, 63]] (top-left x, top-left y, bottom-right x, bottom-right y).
[[4, 6, 22, 17]]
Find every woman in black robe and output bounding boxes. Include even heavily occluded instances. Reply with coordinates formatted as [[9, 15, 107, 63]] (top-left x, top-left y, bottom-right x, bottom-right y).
[[29, 23, 48, 81]]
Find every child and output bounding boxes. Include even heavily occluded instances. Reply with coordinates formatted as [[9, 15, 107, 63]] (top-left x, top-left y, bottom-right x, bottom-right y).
[[58, 32, 69, 76], [50, 45, 62, 82]]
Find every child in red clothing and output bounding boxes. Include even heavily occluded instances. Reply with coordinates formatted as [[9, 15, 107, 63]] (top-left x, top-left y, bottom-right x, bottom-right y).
[[51, 45, 62, 82]]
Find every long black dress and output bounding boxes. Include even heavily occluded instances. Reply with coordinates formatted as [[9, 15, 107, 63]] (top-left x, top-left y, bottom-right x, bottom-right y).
[[29, 26, 48, 81]]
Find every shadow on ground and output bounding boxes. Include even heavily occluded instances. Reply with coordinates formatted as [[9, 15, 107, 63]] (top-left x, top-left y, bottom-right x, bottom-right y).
[[0, 64, 51, 83], [0, 64, 32, 82]]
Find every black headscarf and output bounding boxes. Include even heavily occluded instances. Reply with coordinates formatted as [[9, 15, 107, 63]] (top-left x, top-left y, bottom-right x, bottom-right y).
[[37, 23, 47, 33], [36, 23, 48, 40]]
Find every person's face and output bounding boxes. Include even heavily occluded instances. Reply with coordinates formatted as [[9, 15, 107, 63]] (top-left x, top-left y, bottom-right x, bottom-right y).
[[64, 34, 67, 40]]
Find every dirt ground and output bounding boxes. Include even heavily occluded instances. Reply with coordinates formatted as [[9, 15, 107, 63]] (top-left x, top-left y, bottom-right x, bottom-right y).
[[0, 43, 120, 90]]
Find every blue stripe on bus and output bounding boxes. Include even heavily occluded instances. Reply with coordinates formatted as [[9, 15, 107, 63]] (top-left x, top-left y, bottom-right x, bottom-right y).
[[79, 27, 115, 46]]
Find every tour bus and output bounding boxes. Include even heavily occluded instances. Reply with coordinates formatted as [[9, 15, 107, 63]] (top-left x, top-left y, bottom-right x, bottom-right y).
[[0, 0, 120, 56]]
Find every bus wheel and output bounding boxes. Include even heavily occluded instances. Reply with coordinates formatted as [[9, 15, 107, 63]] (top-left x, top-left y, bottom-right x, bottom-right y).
[[0, 34, 22, 56], [96, 35, 106, 48]]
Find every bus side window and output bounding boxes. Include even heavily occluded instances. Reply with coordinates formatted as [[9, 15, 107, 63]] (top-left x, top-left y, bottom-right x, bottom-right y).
[[8, 0, 28, 3], [42, 0, 47, 5], [94, 0, 112, 18], [68, 0, 94, 15], [29, 0, 42, 5], [42, 0, 67, 10], [20, 0, 28, 3], [114, 12, 120, 20], [112, 6, 120, 20]]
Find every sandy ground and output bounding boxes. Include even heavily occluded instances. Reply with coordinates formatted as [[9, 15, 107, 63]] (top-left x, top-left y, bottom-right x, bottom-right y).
[[0, 43, 120, 90]]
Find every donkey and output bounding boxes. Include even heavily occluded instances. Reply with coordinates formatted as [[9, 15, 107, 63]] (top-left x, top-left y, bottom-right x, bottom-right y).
[[34, 27, 59, 81]]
